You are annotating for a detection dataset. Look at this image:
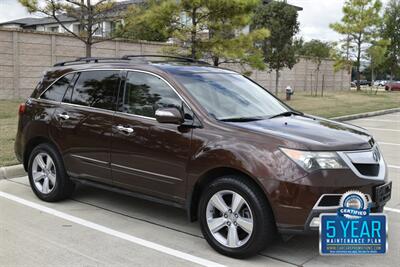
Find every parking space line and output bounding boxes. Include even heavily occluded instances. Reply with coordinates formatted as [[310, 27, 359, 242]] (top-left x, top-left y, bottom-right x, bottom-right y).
[[389, 165, 400, 169], [379, 142, 400, 146], [385, 207, 400, 214], [0, 191, 225, 267], [358, 119, 400, 123], [364, 127, 400, 132]]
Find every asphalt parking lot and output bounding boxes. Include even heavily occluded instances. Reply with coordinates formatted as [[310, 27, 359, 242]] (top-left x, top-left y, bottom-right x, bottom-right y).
[[0, 112, 399, 267]]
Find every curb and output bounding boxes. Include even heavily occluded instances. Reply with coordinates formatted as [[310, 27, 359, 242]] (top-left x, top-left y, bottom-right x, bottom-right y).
[[0, 164, 26, 180], [331, 107, 400, 121]]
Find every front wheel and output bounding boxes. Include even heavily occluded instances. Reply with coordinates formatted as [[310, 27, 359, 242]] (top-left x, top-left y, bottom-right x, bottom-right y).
[[199, 175, 276, 258]]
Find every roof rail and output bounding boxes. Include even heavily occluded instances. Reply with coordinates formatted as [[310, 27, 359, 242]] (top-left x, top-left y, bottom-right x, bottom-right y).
[[53, 57, 129, 67], [53, 54, 210, 67], [121, 54, 209, 64]]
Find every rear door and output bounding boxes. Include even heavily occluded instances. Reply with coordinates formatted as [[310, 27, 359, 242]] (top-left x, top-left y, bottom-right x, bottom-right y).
[[110, 70, 193, 203], [50, 70, 121, 185]]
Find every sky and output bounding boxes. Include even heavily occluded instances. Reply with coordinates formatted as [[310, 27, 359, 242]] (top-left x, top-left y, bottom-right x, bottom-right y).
[[0, 0, 390, 42]]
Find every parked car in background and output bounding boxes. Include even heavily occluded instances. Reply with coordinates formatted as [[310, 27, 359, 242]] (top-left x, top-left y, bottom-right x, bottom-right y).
[[15, 56, 392, 258], [353, 80, 372, 86], [379, 80, 388, 87], [385, 81, 400, 91]]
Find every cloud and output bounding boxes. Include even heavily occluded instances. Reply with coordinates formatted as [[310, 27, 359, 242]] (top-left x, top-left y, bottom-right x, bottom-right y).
[[0, 0, 34, 23], [289, 0, 389, 42]]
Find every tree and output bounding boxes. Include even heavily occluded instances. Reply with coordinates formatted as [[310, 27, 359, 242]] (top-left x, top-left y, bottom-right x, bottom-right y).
[[252, 0, 300, 95], [19, 0, 121, 57], [121, 0, 269, 71], [298, 40, 332, 96], [117, 0, 178, 42], [382, 0, 400, 87], [367, 39, 389, 85], [330, 0, 382, 91]]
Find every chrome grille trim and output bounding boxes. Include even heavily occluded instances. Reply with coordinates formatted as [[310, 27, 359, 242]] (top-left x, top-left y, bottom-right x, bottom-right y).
[[337, 145, 386, 181]]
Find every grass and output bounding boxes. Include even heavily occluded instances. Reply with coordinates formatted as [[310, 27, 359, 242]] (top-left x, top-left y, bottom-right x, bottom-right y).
[[0, 90, 399, 167], [280, 90, 400, 118], [0, 100, 22, 167]]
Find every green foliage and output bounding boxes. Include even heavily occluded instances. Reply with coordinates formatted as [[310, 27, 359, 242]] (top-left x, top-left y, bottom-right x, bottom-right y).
[[118, 0, 179, 42], [18, 0, 120, 57], [367, 39, 389, 73], [298, 40, 332, 69], [251, 0, 300, 94], [330, 0, 382, 90], [123, 0, 269, 72], [382, 0, 400, 79]]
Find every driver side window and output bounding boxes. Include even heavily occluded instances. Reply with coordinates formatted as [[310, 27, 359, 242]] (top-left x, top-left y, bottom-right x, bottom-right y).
[[121, 71, 182, 118]]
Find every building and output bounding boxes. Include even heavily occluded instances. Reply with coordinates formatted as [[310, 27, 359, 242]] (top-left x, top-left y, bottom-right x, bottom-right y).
[[0, 0, 145, 37]]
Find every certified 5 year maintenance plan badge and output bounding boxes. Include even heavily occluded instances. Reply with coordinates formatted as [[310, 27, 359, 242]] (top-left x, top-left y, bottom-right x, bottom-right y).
[[320, 191, 387, 255]]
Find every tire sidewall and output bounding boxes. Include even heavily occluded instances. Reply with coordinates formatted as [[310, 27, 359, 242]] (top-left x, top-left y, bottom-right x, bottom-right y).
[[28, 143, 66, 201], [199, 176, 271, 258]]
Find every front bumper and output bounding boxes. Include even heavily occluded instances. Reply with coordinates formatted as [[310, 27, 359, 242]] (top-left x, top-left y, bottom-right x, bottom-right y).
[[277, 181, 392, 234]]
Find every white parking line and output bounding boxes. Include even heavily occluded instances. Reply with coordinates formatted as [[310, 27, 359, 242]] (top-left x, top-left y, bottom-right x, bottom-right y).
[[358, 119, 400, 123], [0, 191, 225, 267], [379, 142, 400, 146], [365, 127, 400, 132], [385, 207, 400, 214], [389, 165, 400, 169]]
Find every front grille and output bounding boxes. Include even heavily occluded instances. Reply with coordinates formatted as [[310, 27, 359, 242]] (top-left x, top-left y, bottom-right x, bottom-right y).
[[353, 163, 380, 176]]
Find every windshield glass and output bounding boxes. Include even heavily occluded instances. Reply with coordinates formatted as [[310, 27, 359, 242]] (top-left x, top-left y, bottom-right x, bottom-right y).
[[173, 73, 289, 120]]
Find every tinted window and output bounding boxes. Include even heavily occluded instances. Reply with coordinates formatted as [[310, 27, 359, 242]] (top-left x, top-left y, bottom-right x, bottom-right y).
[[41, 73, 74, 102], [71, 70, 120, 110], [121, 72, 182, 117]]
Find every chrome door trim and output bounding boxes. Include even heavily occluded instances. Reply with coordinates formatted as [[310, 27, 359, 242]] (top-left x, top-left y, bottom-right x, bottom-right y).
[[71, 154, 109, 166], [111, 163, 182, 183]]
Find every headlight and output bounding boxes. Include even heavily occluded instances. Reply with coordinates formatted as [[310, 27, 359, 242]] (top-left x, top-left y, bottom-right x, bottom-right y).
[[280, 148, 348, 172]]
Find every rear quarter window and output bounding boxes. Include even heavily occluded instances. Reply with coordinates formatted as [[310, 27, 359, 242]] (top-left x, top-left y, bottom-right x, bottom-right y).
[[40, 73, 75, 102]]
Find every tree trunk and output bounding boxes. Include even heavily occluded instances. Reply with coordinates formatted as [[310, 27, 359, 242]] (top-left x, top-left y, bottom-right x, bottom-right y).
[[213, 57, 219, 66], [191, 8, 197, 60], [356, 38, 362, 91], [275, 69, 280, 96], [86, 43, 92, 57], [315, 69, 319, 97]]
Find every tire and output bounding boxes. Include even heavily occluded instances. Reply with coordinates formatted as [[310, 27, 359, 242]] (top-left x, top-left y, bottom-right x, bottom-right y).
[[198, 175, 276, 258], [28, 143, 75, 202]]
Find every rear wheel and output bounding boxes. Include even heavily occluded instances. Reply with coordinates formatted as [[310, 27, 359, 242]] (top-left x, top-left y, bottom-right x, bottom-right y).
[[199, 175, 276, 258], [28, 143, 75, 202]]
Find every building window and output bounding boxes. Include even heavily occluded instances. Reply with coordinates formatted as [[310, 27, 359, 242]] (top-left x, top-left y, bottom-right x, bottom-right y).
[[48, 26, 59, 32]]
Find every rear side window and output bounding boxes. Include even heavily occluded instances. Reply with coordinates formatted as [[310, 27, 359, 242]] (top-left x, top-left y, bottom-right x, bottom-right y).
[[70, 70, 120, 110], [120, 71, 182, 117], [40, 73, 75, 102]]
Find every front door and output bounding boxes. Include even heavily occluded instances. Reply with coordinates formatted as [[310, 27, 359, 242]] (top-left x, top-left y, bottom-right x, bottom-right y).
[[111, 71, 193, 203], [50, 70, 121, 185]]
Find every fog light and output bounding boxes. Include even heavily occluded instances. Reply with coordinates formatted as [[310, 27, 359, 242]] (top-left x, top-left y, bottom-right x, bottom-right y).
[[309, 217, 320, 228]]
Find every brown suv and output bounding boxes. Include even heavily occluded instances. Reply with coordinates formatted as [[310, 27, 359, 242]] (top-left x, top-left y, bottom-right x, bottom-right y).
[[15, 56, 392, 258]]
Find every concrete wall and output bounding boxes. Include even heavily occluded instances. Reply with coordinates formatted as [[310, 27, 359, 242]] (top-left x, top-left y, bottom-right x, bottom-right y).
[[0, 28, 351, 100]]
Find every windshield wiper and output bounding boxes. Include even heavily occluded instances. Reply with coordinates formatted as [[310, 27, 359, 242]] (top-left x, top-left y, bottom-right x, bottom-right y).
[[219, 116, 265, 122], [269, 110, 303, 119]]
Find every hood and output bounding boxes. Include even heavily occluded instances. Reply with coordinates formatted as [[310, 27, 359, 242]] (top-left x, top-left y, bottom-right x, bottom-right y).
[[226, 115, 373, 151]]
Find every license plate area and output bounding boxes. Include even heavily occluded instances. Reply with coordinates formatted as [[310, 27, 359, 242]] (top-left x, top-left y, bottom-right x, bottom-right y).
[[374, 181, 392, 206]]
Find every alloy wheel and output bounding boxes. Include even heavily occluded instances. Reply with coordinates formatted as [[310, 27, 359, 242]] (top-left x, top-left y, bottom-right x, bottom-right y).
[[206, 190, 254, 248], [31, 152, 57, 194]]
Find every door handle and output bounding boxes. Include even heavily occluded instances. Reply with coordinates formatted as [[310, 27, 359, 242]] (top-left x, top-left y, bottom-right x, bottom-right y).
[[116, 125, 134, 134], [57, 113, 70, 120]]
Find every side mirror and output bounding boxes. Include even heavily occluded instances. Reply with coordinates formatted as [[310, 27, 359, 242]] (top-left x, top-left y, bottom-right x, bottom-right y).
[[155, 107, 184, 125]]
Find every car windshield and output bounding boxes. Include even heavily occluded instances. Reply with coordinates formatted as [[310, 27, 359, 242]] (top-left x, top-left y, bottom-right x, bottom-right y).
[[172, 72, 289, 121]]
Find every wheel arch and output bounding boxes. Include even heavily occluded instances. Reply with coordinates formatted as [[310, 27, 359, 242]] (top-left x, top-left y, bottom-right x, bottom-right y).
[[187, 167, 271, 222], [23, 136, 60, 171]]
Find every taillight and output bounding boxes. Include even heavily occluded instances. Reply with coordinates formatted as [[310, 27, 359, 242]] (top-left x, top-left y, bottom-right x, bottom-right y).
[[18, 103, 26, 115]]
